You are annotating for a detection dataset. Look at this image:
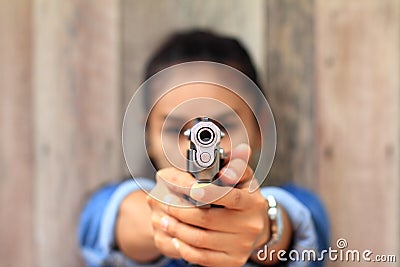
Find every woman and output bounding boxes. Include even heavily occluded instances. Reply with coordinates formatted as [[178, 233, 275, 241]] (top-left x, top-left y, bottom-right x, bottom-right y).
[[79, 30, 329, 267]]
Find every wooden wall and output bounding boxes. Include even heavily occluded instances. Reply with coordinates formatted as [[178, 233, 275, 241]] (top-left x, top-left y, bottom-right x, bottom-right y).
[[33, 1, 122, 266], [316, 0, 400, 260], [0, 1, 34, 266], [0, 1, 398, 266], [1, 0, 122, 266]]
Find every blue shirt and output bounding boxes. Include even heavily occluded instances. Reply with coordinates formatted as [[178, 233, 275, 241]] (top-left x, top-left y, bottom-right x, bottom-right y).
[[78, 178, 329, 267]]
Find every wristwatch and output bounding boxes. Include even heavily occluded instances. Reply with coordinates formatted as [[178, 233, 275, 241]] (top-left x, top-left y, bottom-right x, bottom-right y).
[[266, 195, 283, 247]]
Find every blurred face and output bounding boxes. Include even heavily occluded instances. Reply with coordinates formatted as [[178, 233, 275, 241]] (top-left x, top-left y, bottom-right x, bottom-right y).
[[146, 82, 261, 170]]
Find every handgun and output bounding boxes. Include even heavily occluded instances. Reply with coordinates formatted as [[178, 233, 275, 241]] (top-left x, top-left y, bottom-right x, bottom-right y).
[[184, 117, 226, 207]]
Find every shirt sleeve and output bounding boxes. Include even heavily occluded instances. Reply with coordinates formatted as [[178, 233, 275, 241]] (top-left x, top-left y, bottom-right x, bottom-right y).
[[260, 186, 329, 267], [78, 178, 172, 267], [79, 179, 328, 267]]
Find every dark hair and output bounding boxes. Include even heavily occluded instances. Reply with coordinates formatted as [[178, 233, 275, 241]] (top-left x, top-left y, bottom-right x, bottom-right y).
[[144, 30, 261, 88], [143, 30, 263, 170]]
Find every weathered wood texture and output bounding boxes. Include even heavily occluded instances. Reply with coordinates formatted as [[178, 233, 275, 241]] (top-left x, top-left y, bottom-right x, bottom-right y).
[[266, 0, 316, 189], [33, 0, 121, 266], [121, 0, 267, 108], [0, 0, 34, 266], [316, 0, 400, 266], [0, 0, 399, 266], [121, 0, 267, 176]]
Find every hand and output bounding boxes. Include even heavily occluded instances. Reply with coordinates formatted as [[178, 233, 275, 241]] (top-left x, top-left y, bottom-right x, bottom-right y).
[[147, 168, 194, 259], [148, 144, 271, 267], [115, 190, 162, 263]]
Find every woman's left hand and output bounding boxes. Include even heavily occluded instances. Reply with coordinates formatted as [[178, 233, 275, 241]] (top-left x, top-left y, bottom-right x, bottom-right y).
[[148, 144, 271, 267]]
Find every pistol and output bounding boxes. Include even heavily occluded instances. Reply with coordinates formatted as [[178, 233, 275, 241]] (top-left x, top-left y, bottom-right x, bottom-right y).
[[184, 117, 226, 207]]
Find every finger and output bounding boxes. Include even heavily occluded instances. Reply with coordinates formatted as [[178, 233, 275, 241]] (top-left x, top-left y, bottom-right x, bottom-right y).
[[150, 211, 181, 258], [218, 158, 254, 186], [172, 238, 242, 267], [162, 215, 235, 252], [147, 192, 193, 209], [160, 200, 266, 235], [159, 204, 246, 232], [153, 228, 181, 259], [218, 167, 240, 186], [190, 184, 252, 210], [225, 143, 251, 163], [156, 167, 196, 196]]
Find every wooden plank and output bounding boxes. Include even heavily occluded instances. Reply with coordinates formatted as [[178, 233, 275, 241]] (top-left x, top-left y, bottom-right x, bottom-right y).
[[122, 0, 267, 103], [0, 0, 34, 266], [265, 0, 316, 188], [316, 0, 400, 265], [33, 0, 121, 266], [121, 0, 267, 176]]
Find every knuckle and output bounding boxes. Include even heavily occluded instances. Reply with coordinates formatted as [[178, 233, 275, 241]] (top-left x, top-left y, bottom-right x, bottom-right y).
[[231, 236, 253, 255], [254, 195, 267, 209], [180, 247, 195, 263], [157, 168, 178, 183], [229, 158, 254, 182], [147, 198, 155, 209], [240, 239, 254, 252], [245, 217, 264, 235], [153, 233, 163, 248], [168, 220, 177, 236], [150, 213, 157, 225], [167, 205, 179, 218], [245, 165, 254, 178], [254, 218, 265, 234], [198, 209, 210, 227], [169, 177, 179, 189], [231, 158, 245, 171], [232, 190, 242, 207], [192, 228, 206, 247]]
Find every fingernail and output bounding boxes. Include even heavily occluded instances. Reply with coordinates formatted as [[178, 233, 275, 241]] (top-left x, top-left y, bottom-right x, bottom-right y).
[[236, 143, 250, 151], [161, 216, 169, 231], [221, 167, 238, 181], [190, 183, 206, 199], [172, 238, 180, 250]]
